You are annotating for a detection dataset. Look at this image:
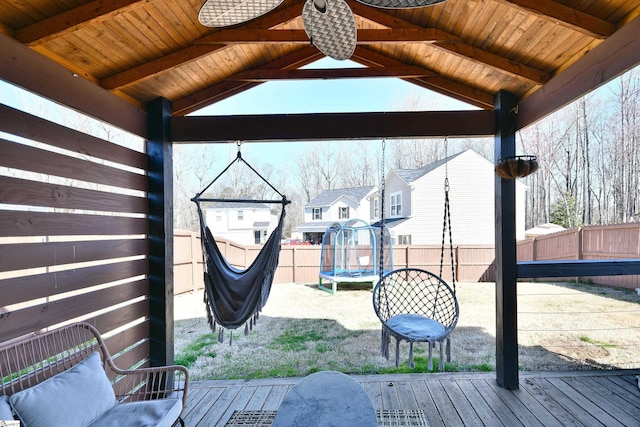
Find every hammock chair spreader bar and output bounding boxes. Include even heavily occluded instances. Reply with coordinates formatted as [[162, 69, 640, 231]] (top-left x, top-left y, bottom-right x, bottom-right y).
[[192, 197, 291, 205]]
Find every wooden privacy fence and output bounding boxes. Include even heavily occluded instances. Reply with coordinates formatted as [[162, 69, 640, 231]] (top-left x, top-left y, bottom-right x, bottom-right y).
[[517, 223, 640, 290], [174, 230, 496, 294]]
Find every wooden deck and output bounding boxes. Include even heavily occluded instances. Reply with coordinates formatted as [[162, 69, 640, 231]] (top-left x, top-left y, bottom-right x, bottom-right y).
[[182, 370, 640, 426]]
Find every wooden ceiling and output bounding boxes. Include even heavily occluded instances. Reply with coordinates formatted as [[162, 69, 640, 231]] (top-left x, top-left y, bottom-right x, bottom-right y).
[[2, 0, 640, 118]]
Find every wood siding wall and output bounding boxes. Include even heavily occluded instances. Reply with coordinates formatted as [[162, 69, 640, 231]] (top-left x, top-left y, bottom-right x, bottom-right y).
[[517, 224, 640, 289], [0, 102, 151, 371], [174, 230, 496, 293]]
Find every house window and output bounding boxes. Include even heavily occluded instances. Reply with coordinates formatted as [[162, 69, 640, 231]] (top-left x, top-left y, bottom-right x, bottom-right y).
[[390, 192, 402, 216], [215, 211, 222, 222], [237, 210, 244, 221], [339, 206, 350, 219], [398, 235, 412, 245], [373, 198, 379, 219], [313, 208, 322, 220]]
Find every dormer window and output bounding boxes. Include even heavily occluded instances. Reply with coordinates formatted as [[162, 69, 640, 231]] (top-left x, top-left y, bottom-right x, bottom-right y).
[[339, 206, 350, 219], [313, 208, 322, 220], [390, 192, 402, 217]]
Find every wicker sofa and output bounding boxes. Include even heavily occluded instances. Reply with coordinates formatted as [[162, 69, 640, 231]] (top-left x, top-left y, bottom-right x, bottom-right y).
[[0, 322, 189, 427]]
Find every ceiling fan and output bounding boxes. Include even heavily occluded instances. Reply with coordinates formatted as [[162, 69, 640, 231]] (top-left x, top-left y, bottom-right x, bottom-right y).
[[198, 0, 447, 60]]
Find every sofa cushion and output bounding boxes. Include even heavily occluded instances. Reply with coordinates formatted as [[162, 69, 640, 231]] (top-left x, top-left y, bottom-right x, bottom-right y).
[[88, 398, 182, 427], [0, 395, 14, 420], [10, 352, 116, 427]]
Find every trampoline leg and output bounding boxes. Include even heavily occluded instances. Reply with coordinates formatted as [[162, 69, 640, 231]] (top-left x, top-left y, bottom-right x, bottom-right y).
[[395, 339, 400, 367], [439, 341, 445, 371], [446, 337, 452, 362], [427, 342, 433, 371]]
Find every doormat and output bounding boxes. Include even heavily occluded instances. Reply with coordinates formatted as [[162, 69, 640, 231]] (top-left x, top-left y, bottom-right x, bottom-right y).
[[224, 409, 428, 426]]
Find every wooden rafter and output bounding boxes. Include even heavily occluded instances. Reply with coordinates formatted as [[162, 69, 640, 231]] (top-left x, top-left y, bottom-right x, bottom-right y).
[[228, 66, 437, 81], [15, 0, 146, 46], [101, 0, 305, 92], [172, 46, 323, 116], [195, 28, 458, 44], [497, 0, 616, 39], [352, 47, 495, 109], [349, 1, 550, 85]]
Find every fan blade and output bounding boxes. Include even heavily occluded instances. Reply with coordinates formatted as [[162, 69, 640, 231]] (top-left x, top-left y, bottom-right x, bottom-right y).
[[198, 0, 285, 27], [302, 0, 357, 61], [356, 0, 446, 9]]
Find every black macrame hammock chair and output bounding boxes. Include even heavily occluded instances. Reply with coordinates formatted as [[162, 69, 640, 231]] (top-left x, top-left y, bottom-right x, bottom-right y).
[[373, 138, 460, 370], [192, 146, 290, 344]]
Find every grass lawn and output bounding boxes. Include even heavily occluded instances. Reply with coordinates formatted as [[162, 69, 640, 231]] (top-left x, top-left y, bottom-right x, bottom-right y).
[[174, 281, 640, 380]]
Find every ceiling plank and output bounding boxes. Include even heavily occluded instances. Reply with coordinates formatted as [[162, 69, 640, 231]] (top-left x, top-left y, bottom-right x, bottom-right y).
[[497, 0, 616, 38], [351, 2, 549, 85], [433, 42, 550, 85], [195, 28, 457, 44], [101, 0, 305, 91], [101, 45, 223, 90], [229, 66, 437, 81], [15, 0, 147, 46], [171, 110, 496, 142], [518, 15, 640, 129], [352, 47, 495, 110], [172, 46, 323, 116]]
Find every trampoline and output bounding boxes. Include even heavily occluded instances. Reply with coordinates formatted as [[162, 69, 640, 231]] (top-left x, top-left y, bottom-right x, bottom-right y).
[[319, 218, 392, 294]]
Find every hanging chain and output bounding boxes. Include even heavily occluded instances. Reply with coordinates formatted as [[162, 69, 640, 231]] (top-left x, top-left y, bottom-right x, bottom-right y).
[[439, 137, 456, 293], [379, 139, 387, 284]]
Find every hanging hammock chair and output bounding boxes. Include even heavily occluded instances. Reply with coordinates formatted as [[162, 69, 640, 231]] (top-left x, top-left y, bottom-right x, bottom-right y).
[[192, 146, 290, 343], [372, 138, 460, 370]]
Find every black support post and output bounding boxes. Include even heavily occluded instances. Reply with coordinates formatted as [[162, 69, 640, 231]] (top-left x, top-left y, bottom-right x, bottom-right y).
[[147, 97, 174, 366], [494, 90, 519, 389]]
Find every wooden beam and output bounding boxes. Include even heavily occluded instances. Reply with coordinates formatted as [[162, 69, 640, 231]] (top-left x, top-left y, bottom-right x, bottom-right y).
[[170, 110, 496, 142], [101, 45, 222, 90], [146, 97, 174, 367], [518, 15, 640, 129], [350, 1, 549, 85], [101, 0, 305, 91], [352, 47, 495, 110], [0, 33, 147, 137], [433, 41, 550, 85], [228, 66, 436, 81], [497, 0, 615, 39], [15, 0, 146, 46], [494, 90, 519, 390], [172, 46, 323, 116], [518, 260, 640, 278], [195, 28, 456, 44]]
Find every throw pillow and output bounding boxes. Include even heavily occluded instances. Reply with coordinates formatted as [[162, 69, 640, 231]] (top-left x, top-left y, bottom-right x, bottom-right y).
[[10, 352, 116, 427]]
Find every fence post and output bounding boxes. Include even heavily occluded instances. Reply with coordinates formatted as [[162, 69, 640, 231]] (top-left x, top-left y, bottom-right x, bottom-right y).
[[191, 231, 199, 292], [292, 247, 296, 284]]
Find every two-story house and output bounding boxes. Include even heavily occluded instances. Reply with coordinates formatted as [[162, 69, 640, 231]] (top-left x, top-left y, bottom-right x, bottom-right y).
[[297, 186, 376, 243], [204, 202, 278, 246], [372, 149, 526, 245]]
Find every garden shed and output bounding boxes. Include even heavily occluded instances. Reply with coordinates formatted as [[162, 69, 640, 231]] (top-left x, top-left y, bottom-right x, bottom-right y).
[[1, 0, 640, 397]]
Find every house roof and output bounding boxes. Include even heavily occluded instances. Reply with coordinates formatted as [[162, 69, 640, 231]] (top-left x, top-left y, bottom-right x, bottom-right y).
[[393, 150, 467, 184], [2, 1, 639, 121], [306, 186, 375, 208]]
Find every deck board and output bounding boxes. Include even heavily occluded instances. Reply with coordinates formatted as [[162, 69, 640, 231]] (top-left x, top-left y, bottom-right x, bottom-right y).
[[184, 370, 640, 426]]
